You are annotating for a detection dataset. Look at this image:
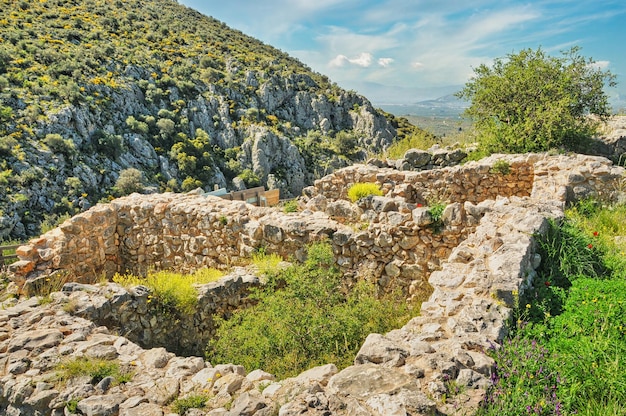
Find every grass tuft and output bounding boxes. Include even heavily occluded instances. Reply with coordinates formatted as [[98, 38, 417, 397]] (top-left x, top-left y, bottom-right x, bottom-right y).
[[252, 248, 283, 278], [113, 267, 223, 315], [55, 357, 133, 385], [347, 182, 383, 202], [171, 394, 209, 414]]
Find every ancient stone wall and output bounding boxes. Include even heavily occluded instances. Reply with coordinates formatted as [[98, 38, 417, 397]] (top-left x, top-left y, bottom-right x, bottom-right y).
[[2, 153, 624, 415], [62, 269, 261, 356], [304, 155, 534, 205], [10, 153, 624, 299]]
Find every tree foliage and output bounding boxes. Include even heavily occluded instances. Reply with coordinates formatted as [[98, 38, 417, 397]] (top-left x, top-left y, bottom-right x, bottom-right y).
[[114, 168, 144, 196], [457, 47, 616, 153]]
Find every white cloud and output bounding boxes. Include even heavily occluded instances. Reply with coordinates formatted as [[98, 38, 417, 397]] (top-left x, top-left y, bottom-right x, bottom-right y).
[[329, 55, 349, 68], [590, 60, 610, 70], [329, 52, 373, 68], [378, 58, 394, 67], [351, 52, 373, 67], [188, 0, 626, 102]]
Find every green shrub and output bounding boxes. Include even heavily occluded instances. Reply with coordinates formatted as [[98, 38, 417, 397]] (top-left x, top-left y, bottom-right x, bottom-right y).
[[282, 199, 298, 213], [251, 248, 283, 277], [113, 168, 144, 196], [0, 169, 12, 186], [92, 130, 123, 159], [333, 130, 359, 159], [125, 115, 149, 133], [113, 268, 223, 315], [0, 136, 18, 156], [65, 398, 80, 413], [43, 133, 76, 156], [171, 394, 209, 414], [206, 242, 416, 379], [40, 213, 72, 234], [181, 176, 202, 192], [427, 201, 446, 224], [237, 169, 261, 188], [385, 133, 438, 159], [457, 47, 615, 154], [347, 182, 383, 202]]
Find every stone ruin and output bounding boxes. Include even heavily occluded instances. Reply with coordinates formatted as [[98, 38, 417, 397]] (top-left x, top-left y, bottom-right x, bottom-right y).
[[1, 152, 624, 416]]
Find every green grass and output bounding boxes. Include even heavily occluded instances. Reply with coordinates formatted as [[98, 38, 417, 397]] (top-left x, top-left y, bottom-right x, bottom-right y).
[[385, 132, 439, 159], [282, 199, 299, 213], [113, 267, 224, 315], [251, 248, 283, 278], [55, 357, 133, 385], [171, 394, 210, 414], [477, 200, 626, 415]]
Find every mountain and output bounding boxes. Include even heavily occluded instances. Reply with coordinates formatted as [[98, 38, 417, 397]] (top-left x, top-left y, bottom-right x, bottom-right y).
[[345, 82, 462, 106], [0, 0, 404, 240], [379, 94, 469, 118]]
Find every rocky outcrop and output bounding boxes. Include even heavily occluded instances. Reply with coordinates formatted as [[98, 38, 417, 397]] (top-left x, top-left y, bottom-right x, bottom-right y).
[[2, 153, 624, 415], [0, 1, 398, 241]]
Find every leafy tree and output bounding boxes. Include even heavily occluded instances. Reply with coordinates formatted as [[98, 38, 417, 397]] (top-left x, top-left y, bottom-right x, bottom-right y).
[[114, 168, 144, 196], [457, 47, 616, 153]]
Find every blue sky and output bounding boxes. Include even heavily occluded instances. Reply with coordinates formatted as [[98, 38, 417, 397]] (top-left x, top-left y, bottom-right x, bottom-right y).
[[179, 0, 626, 105]]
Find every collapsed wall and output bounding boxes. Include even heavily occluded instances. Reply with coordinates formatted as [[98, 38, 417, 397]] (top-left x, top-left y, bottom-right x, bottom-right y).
[[2, 153, 624, 415]]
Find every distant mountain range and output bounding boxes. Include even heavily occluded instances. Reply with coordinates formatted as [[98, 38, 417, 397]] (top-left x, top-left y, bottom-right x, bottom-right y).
[[378, 94, 469, 118], [378, 89, 626, 118]]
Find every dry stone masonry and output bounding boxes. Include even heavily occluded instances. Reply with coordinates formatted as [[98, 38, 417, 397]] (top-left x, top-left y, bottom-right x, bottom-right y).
[[2, 153, 624, 415]]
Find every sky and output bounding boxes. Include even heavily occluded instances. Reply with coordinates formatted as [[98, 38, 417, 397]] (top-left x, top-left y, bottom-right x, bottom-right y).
[[179, 0, 626, 106]]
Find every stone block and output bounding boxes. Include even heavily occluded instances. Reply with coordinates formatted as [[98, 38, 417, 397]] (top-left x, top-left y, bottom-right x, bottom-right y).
[[8, 260, 35, 276]]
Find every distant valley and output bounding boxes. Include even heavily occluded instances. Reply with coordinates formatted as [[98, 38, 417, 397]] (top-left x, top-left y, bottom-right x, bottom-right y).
[[379, 94, 471, 137]]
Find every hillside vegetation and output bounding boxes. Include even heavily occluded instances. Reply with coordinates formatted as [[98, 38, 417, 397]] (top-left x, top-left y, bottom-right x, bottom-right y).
[[0, 0, 416, 239]]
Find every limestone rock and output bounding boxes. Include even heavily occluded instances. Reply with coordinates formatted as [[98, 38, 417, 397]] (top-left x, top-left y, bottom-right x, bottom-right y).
[[328, 364, 419, 398], [141, 347, 172, 369], [326, 199, 362, 221], [76, 394, 127, 416], [403, 149, 432, 168], [355, 333, 408, 367], [227, 391, 267, 416]]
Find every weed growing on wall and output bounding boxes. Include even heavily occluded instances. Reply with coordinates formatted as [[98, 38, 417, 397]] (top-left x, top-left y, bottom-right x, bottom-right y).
[[347, 182, 383, 202], [113, 267, 223, 315], [55, 357, 133, 385], [206, 241, 418, 379], [282, 199, 299, 213], [490, 159, 511, 175], [427, 201, 446, 224]]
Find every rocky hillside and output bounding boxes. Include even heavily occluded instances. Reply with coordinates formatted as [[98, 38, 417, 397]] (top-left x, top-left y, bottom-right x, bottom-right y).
[[0, 0, 405, 240]]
